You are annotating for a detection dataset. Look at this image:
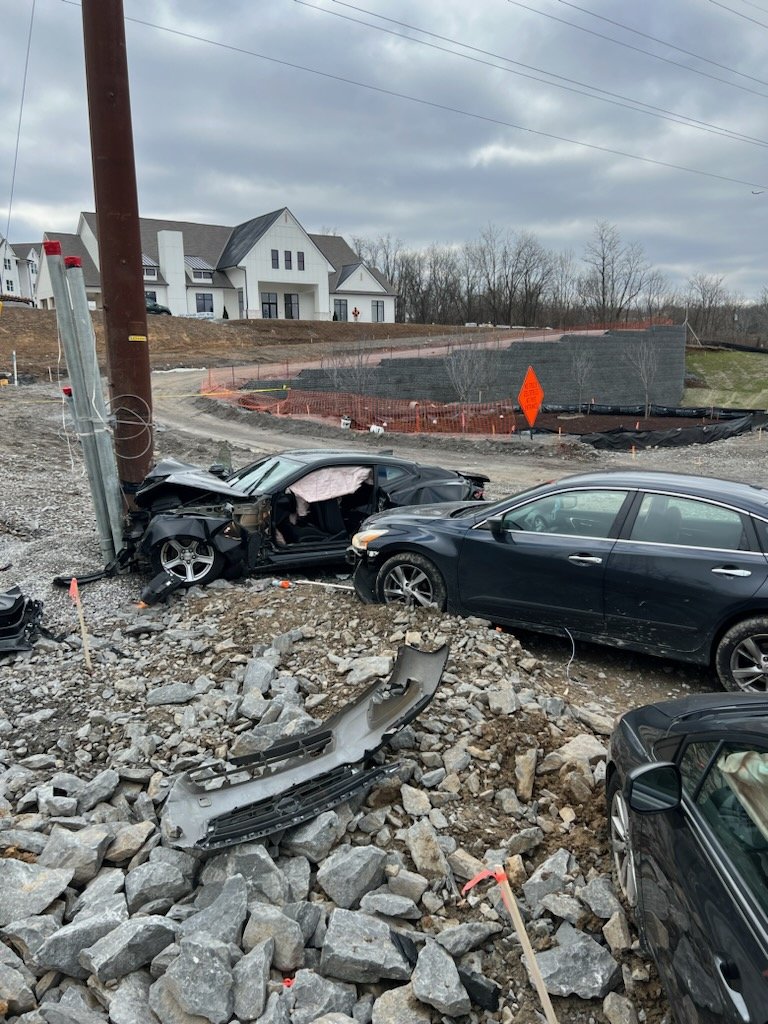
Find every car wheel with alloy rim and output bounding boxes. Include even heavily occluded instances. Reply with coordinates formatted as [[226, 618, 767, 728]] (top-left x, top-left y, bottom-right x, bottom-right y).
[[150, 535, 224, 586], [375, 553, 447, 610], [607, 772, 638, 908]]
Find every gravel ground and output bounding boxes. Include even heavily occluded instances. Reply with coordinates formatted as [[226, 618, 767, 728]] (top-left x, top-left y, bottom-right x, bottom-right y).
[[0, 380, 765, 1024]]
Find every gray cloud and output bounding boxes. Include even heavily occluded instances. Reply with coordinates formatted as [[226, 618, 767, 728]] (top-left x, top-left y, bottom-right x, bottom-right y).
[[3, 0, 768, 296]]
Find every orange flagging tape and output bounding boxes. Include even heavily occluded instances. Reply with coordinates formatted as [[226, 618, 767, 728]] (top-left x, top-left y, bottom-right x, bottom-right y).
[[462, 866, 507, 895]]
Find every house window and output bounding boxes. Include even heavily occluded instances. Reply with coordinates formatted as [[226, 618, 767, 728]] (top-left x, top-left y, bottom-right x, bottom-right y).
[[284, 251, 292, 270], [196, 293, 214, 313], [144, 267, 157, 279], [271, 249, 279, 269], [261, 292, 278, 318], [193, 270, 212, 281], [5, 281, 14, 292], [372, 300, 385, 322], [284, 293, 299, 319], [31, 263, 37, 275], [145, 290, 157, 303], [3, 259, 11, 270], [297, 251, 305, 271], [334, 299, 348, 321]]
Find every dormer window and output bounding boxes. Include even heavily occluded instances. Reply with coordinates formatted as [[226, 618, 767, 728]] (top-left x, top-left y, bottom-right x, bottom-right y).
[[144, 267, 157, 279], [185, 255, 215, 281]]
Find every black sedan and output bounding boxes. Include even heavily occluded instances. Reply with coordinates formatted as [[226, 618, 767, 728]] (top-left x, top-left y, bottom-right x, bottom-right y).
[[350, 470, 768, 692], [607, 694, 768, 1023], [134, 450, 487, 586]]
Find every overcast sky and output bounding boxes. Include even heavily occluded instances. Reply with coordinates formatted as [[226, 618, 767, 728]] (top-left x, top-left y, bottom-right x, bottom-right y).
[[4, 0, 768, 298]]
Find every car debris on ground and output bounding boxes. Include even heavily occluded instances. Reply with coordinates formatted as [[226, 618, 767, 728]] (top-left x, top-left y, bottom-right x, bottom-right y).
[[0, 575, 664, 1024], [4, 382, 740, 1024]]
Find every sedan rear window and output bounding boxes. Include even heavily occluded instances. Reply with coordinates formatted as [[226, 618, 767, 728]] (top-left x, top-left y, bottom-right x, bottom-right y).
[[631, 494, 748, 550]]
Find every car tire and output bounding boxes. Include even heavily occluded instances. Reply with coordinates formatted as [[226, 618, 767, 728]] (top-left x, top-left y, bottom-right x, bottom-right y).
[[607, 772, 638, 908], [715, 617, 768, 692], [375, 553, 447, 610], [150, 535, 225, 587]]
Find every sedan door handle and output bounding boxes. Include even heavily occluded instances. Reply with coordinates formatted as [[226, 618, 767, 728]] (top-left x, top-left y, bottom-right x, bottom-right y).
[[711, 567, 752, 578], [713, 956, 749, 1023], [568, 554, 603, 565]]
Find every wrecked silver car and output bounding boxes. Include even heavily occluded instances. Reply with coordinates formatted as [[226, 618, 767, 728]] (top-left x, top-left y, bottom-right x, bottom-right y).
[[161, 644, 448, 850]]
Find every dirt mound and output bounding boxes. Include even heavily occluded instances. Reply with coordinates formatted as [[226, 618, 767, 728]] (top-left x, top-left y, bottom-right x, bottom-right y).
[[1, 307, 470, 380]]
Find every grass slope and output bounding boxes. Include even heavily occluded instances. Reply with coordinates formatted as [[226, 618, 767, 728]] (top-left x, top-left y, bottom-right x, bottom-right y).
[[683, 349, 768, 410]]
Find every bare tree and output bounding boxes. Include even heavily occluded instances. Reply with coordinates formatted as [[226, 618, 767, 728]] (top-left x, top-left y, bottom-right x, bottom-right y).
[[624, 337, 659, 417], [569, 343, 595, 412], [580, 221, 648, 324], [686, 273, 729, 338], [445, 343, 494, 404], [546, 248, 579, 327], [514, 232, 552, 325], [321, 344, 375, 395], [643, 270, 669, 323]]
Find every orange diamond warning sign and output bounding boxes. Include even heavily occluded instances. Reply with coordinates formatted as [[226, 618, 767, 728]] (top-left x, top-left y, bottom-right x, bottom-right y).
[[518, 366, 544, 428]]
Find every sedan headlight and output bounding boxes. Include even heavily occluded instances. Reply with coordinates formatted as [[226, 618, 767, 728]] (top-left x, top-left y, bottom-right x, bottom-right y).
[[351, 528, 389, 551]]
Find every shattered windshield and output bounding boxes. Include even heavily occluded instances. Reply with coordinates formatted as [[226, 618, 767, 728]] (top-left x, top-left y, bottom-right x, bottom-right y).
[[228, 456, 304, 495]]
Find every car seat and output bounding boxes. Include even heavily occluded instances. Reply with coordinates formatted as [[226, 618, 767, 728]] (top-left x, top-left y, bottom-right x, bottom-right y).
[[311, 498, 348, 539]]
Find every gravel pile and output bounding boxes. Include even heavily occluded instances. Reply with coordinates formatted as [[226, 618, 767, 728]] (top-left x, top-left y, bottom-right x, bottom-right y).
[[5, 381, 739, 1024], [1, 582, 661, 1024]]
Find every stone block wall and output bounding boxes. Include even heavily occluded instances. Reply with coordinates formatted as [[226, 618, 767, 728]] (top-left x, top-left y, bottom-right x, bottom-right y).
[[288, 325, 686, 407]]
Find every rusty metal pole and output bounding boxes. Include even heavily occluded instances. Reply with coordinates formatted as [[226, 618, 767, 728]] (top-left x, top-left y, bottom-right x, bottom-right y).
[[81, 0, 153, 499]]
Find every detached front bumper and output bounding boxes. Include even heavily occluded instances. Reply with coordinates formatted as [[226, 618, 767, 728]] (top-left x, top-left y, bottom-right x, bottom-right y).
[[161, 643, 449, 850]]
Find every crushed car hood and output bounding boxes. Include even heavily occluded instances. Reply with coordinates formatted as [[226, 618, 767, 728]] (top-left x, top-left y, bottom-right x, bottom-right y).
[[135, 458, 248, 507]]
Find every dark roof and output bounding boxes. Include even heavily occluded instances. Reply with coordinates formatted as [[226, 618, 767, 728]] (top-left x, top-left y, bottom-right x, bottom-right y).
[[76, 211, 396, 294], [309, 233, 396, 295], [81, 212, 234, 270], [43, 232, 101, 289], [217, 209, 285, 269], [11, 243, 40, 260]]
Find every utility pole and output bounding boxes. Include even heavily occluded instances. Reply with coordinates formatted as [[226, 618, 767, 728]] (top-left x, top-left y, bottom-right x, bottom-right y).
[[81, 0, 153, 500]]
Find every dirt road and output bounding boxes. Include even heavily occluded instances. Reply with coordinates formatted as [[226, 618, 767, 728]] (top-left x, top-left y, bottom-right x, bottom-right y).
[[152, 368, 609, 495]]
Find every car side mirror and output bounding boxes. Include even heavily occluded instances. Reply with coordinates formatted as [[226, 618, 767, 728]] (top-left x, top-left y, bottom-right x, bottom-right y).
[[627, 762, 681, 813], [208, 464, 228, 478], [485, 515, 507, 540]]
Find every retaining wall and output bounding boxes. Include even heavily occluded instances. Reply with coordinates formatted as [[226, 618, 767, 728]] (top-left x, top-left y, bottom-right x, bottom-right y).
[[284, 325, 686, 407]]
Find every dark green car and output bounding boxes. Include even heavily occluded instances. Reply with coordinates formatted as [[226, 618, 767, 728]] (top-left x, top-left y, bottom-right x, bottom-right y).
[[146, 298, 172, 315]]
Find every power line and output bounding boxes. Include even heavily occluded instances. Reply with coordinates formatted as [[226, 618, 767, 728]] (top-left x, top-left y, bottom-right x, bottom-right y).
[[732, 0, 768, 15], [506, 0, 768, 100], [56, 0, 768, 191], [315, 0, 768, 149], [708, 0, 768, 28], [5, 0, 37, 246], [556, 0, 768, 89]]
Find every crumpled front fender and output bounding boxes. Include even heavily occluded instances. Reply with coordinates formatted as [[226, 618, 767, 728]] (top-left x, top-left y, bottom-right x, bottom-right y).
[[138, 512, 241, 557]]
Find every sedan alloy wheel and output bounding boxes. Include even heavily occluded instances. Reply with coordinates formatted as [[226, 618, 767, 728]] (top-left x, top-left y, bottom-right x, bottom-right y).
[[608, 777, 638, 907], [376, 553, 447, 610], [153, 536, 223, 586]]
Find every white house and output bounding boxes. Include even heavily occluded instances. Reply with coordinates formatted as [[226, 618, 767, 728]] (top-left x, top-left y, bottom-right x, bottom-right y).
[[34, 207, 397, 322], [0, 237, 39, 302]]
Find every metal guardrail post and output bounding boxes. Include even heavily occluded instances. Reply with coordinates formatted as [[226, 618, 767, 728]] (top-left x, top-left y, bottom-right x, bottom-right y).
[[66, 258, 126, 556], [43, 241, 116, 565]]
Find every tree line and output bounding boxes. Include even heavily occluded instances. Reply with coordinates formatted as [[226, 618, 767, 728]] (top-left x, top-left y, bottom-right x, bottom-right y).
[[353, 220, 768, 342]]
